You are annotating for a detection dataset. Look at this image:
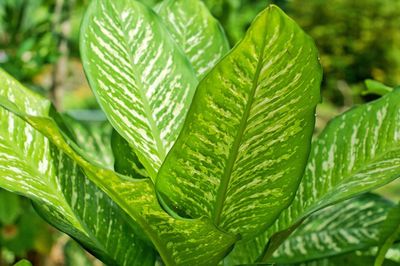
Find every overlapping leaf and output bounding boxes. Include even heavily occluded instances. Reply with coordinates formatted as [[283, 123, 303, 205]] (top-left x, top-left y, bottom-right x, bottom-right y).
[[0, 71, 237, 265], [81, 0, 229, 181], [375, 201, 400, 265], [261, 88, 400, 261], [81, 0, 198, 179], [63, 113, 114, 168], [0, 69, 156, 265], [272, 194, 395, 264], [155, 0, 230, 78], [111, 130, 149, 179], [156, 5, 322, 238]]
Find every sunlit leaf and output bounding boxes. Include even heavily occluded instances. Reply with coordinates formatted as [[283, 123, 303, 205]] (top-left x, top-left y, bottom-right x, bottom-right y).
[[155, 0, 230, 78], [273, 194, 396, 264], [261, 89, 400, 261], [0, 71, 237, 265], [80, 0, 198, 179], [0, 69, 156, 265], [156, 5, 322, 238]]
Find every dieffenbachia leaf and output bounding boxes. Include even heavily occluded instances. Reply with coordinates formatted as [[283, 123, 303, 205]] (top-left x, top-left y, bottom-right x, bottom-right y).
[[261, 88, 400, 261], [156, 5, 322, 238], [279, 249, 400, 266], [222, 194, 396, 265], [272, 194, 395, 264], [375, 202, 400, 266], [155, 0, 230, 78], [80, 0, 198, 179], [62, 113, 114, 168], [0, 74, 237, 265], [0, 69, 156, 265], [111, 130, 149, 179]]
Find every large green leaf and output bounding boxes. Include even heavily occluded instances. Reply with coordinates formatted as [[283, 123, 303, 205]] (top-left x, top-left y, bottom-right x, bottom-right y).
[[156, 5, 322, 238], [272, 194, 395, 264], [80, 0, 198, 179], [0, 73, 236, 265], [0, 69, 156, 265], [261, 89, 400, 261], [155, 0, 230, 78], [375, 202, 400, 266]]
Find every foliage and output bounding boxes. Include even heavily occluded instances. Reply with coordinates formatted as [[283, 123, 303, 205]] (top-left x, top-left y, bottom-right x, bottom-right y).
[[0, 0, 399, 265], [287, 0, 400, 104]]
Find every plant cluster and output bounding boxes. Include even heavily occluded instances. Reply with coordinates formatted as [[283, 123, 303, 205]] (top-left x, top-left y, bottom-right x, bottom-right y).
[[0, 0, 399, 265]]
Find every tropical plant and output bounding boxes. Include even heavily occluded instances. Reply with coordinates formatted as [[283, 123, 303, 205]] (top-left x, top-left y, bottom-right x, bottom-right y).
[[0, 0, 399, 265]]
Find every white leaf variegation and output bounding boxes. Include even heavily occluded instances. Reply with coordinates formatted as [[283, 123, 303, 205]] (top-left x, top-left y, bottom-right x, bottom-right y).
[[0, 70, 237, 266], [256, 88, 400, 262], [273, 194, 395, 264], [156, 5, 322, 238], [80, 0, 198, 179], [155, 0, 230, 78], [0, 69, 156, 266]]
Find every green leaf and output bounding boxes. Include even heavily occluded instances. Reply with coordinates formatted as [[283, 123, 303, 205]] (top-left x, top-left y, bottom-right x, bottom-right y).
[[0, 72, 236, 265], [80, 0, 198, 180], [278, 251, 400, 266], [62, 113, 114, 169], [155, 0, 230, 78], [273, 194, 395, 264], [375, 202, 400, 266], [363, 79, 393, 96], [262, 88, 400, 261], [111, 130, 149, 179], [13, 260, 32, 266], [0, 189, 21, 225], [0, 69, 156, 265], [156, 5, 322, 238]]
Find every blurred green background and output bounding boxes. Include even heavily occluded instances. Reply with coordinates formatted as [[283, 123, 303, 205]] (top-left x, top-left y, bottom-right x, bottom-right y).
[[0, 0, 399, 265]]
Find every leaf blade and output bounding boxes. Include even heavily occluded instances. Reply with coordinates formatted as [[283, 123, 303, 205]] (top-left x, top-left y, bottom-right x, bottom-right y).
[[80, 0, 198, 179], [0, 72, 237, 265], [262, 89, 400, 261], [156, 5, 322, 238], [0, 69, 156, 266], [155, 0, 230, 78]]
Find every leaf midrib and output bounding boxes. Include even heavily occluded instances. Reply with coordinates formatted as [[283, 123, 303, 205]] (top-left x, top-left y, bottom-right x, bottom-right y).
[[212, 18, 269, 226], [116, 4, 167, 163]]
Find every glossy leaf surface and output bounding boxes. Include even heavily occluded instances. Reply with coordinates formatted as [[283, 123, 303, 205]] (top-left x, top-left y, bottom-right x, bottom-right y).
[[262, 89, 400, 260], [0, 69, 156, 265], [156, 0, 230, 78], [81, 0, 198, 179], [157, 5, 322, 238], [273, 194, 395, 264], [0, 72, 237, 265]]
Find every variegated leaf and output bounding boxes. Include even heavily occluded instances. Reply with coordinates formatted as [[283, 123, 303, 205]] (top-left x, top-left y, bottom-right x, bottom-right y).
[[80, 0, 198, 179], [273, 194, 395, 264], [0, 77, 237, 265], [261, 88, 400, 261], [156, 5, 322, 238], [375, 201, 400, 265], [63, 113, 114, 168], [279, 248, 400, 266], [155, 0, 230, 78], [0, 69, 156, 265]]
